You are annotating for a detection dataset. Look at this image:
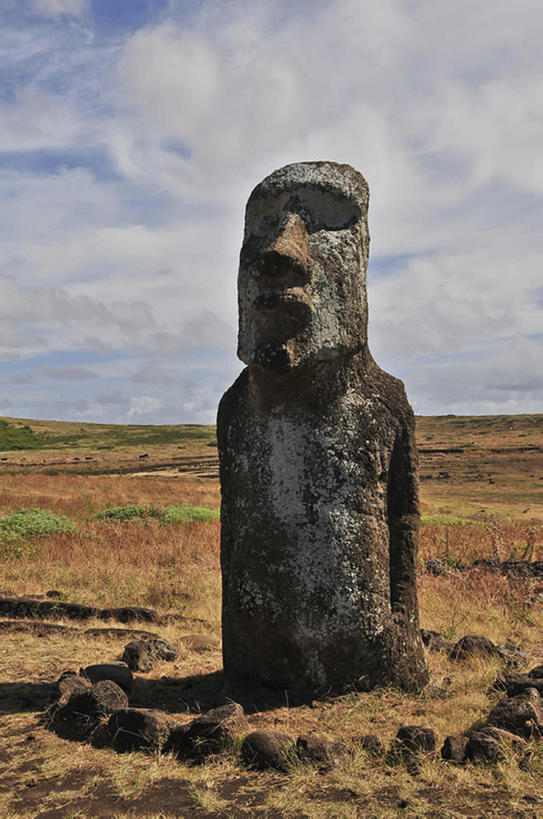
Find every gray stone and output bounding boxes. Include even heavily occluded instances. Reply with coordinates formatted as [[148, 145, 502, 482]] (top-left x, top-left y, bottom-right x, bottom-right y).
[[486, 688, 543, 739], [122, 637, 179, 672], [296, 734, 353, 771], [241, 730, 297, 771], [218, 161, 427, 697], [81, 662, 133, 696]]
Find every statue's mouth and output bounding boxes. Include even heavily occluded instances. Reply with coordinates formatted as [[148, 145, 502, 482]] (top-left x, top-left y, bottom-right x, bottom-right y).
[[253, 287, 311, 312]]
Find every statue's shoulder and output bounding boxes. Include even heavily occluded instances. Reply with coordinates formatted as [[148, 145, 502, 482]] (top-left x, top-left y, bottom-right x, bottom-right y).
[[217, 368, 250, 423], [364, 357, 414, 429]]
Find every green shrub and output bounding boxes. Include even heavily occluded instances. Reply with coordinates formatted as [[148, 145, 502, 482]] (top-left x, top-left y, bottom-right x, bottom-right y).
[[95, 503, 219, 525], [161, 503, 220, 524], [0, 508, 76, 558], [95, 504, 160, 521]]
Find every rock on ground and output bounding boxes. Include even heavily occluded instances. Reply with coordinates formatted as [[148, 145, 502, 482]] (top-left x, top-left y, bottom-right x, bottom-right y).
[[296, 734, 353, 771], [108, 708, 173, 752], [165, 703, 248, 760], [486, 688, 543, 739], [81, 662, 133, 696], [241, 730, 297, 772]]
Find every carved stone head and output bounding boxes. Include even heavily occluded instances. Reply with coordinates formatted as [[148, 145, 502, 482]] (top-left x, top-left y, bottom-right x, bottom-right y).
[[237, 161, 370, 372]]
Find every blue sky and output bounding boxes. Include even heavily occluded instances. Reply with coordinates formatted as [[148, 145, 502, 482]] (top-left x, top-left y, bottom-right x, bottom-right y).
[[0, 0, 542, 423]]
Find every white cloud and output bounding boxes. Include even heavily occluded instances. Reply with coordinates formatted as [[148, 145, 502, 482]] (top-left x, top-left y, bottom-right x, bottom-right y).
[[31, 0, 88, 20], [0, 0, 542, 420], [125, 394, 161, 421]]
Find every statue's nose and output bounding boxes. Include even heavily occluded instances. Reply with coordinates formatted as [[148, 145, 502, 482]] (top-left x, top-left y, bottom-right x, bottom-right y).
[[257, 212, 312, 284]]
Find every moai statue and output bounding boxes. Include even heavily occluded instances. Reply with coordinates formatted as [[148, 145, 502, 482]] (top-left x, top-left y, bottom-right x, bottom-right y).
[[218, 161, 428, 697]]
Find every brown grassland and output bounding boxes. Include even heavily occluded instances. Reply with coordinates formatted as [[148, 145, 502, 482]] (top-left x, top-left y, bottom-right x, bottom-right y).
[[0, 413, 541, 817]]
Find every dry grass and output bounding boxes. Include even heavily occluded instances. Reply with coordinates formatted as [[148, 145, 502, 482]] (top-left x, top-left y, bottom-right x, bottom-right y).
[[0, 418, 542, 816]]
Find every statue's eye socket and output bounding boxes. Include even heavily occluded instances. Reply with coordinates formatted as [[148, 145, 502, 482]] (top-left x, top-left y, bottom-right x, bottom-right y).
[[247, 190, 361, 235], [297, 191, 361, 231]]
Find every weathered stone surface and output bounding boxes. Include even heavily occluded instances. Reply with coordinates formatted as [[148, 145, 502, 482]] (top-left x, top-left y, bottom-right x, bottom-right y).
[[98, 606, 159, 624], [486, 688, 543, 739], [477, 726, 529, 754], [465, 731, 501, 763], [441, 734, 469, 763], [394, 725, 437, 755], [165, 702, 248, 760], [52, 680, 128, 741], [122, 637, 179, 672], [218, 161, 427, 697], [359, 733, 385, 756], [81, 662, 133, 696], [240, 730, 297, 771], [296, 734, 353, 771], [55, 671, 91, 703], [122, 640, 157, 672], [108, 708, 172, 752], [495, 674, 543, 698], [449, 634, 499, 661]]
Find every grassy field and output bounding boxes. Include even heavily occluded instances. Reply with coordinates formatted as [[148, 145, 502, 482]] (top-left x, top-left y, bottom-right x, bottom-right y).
[[0, 414, 541, 817]]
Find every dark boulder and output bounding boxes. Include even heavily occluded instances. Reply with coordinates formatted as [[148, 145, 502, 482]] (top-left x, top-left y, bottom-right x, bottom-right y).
[[441, 734, 469, 763], [108, 708, 173, 752], [486, 688, 543, 739], [165, 702, 248, 760], [449, 634, 499, 661], [394, 725, 437, 755], [241, 730, 297, 772], [465, 726, 528, 763], [122, 640, 157, 672], [122, 635, 179, 670], [55, 671, 91, 703], [52, 680, 128, 741], [495, 674, 543, 698], [296, 734, 353, 771], [81, 662, 133, 696], [465, 731, 500, 763]]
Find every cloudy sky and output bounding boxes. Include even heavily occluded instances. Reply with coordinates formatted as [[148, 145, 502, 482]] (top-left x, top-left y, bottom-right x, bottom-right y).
[[0, 0, 541, 424]]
